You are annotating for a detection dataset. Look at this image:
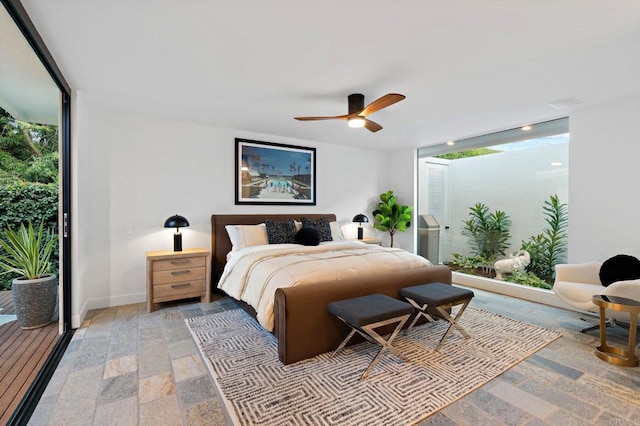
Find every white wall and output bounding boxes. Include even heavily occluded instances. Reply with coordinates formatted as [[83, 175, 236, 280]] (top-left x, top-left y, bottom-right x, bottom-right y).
[[72, 95, 640, 326], [385, 148, 417, 251], [568, 97, 640, 263], [71, 100, 389, 327]]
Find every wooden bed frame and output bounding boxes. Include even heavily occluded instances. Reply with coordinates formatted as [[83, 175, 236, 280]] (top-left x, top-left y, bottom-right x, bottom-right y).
[[211, 213, 452, 365]]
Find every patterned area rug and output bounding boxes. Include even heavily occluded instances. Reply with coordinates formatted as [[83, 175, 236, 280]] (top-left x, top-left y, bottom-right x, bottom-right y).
[[186, 307, 561, 426]]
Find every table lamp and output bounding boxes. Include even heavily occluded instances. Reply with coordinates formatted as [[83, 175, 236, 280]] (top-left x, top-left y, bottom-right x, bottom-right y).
[[164, 214, 190, 251], [352, 214, 369, 240]]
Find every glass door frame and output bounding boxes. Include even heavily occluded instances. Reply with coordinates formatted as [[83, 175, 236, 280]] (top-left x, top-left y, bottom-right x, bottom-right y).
[[1, 0, 73, 423]]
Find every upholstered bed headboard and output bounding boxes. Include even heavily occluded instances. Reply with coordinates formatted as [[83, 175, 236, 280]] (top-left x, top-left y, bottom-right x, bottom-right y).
[[211, 213, 337, 282]]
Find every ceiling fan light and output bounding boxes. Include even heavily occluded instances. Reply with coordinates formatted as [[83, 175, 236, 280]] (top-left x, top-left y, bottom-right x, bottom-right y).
[[348, 117, 365, 128]]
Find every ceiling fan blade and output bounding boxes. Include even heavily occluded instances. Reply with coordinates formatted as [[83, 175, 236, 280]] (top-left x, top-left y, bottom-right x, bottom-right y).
[[361, 93, 406, 116], [364, 118, 383, 132], [294, 114, 349, 121]]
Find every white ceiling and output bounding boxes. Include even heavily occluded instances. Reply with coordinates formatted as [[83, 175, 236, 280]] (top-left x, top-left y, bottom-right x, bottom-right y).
[[16, 0, 640, 150], [0, 5, 58, 124]]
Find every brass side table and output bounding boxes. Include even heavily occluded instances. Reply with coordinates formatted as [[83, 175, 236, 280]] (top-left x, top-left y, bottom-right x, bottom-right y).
[[592, 295, 640, 367]]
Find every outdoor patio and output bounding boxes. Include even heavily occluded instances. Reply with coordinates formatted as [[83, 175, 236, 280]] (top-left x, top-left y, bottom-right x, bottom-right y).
[[0, 290, 59, 424]]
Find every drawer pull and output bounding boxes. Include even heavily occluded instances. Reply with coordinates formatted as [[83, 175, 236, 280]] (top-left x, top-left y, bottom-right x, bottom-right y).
[[171, 259, 192, 265], [171, 270, 191, 276], [171, 283, 191, 289]]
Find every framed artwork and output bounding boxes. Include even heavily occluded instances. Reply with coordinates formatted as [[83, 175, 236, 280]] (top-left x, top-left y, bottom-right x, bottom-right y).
[[235, 138, 316, 205]]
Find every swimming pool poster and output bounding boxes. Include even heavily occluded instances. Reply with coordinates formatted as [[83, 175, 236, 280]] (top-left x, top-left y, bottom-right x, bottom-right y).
[[235, 138, 316, 205]]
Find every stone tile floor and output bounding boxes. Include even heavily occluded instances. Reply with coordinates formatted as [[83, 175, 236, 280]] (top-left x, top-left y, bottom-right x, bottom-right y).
[[28, 288, 640, 425]]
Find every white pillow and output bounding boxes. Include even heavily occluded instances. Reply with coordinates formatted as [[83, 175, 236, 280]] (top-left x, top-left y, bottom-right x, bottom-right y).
[[225, 224, 269, 252], [330, 221, 345, 241]]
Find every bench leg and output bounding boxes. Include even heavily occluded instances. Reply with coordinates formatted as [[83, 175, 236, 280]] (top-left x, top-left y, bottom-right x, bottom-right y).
[[331, 314, 411, 380], [358, 314, 411, 380], [403, 298, 436, 335], [434, 298, 472, 351]]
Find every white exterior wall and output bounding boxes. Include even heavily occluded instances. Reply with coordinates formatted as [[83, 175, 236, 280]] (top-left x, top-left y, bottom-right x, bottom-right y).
[[437, 143, 569, 260]]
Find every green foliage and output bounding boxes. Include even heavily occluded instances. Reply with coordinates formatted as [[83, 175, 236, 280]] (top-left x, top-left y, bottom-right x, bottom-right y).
[[461, 203, 511, 263], [24, 152, 59, 183], [504, 270, 553, 290], [372, 190, 413, 247], [521, 194, 568, 284], [0, 107, 60, 290], [0, 176, 59, 291], [0, 107, 58, 184], [0, 221, 54, 280], [449, 253, 493, 273], [436, 147, 499, 160]]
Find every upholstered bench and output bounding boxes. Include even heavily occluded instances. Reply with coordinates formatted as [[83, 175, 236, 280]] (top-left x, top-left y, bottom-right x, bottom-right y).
[[327, 293, 413, 380], [401, 282, 474, 350]]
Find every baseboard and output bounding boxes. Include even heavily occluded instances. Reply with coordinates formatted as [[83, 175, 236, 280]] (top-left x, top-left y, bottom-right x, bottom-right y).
[[71, 292, 146, 328]]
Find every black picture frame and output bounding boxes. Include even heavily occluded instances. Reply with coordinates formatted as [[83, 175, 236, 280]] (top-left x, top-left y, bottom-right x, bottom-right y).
[[235, 138, 316, 205]]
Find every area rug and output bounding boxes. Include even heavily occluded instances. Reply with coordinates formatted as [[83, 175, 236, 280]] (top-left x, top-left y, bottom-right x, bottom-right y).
[[0, 314, 17, 326], [186, 307, 561, 426]]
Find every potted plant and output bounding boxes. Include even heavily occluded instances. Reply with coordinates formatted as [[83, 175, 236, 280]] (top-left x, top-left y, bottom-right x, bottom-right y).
[[0, 221, 57, 329], [372, 190, 413, 247]]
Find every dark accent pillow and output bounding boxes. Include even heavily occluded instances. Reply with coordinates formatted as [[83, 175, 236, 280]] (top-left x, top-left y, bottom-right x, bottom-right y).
[[264, 219, 296, 244], [294, 227, 321, 246], [599, 254, 640, 286], [301, 217, 333, 242]]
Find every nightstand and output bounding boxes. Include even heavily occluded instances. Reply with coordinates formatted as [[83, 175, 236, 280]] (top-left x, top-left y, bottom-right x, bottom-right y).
[[354, 238, 382, 246], [146, 248, 211, 312]]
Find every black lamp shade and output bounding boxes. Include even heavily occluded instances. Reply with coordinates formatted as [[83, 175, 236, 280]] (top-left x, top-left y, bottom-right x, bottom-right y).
[[164, 214, 189, 251], [352, 214, 369, 240], [352, 214, 369, 224], [164, 214, 190, 229]]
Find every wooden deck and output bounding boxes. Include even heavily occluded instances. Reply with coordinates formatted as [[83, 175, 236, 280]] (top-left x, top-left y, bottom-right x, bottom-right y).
[[0, 291, 59, 424]]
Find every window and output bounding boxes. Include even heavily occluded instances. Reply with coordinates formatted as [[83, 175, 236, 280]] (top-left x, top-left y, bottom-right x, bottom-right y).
[[417, 118, 569, 288]]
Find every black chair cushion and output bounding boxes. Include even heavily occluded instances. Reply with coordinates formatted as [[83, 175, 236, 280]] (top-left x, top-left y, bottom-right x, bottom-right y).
[[599, 254, 640, 287], [327, 294, 413, 328], [294, 227, 320, 246], [401, 282, 474, 306]]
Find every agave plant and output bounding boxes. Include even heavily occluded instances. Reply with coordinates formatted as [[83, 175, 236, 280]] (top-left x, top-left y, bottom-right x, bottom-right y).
[[0, 221, 55, 280], [372, 190, 413, 247]]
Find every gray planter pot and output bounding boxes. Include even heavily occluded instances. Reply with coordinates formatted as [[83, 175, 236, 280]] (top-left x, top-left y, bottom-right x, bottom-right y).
[[11, 274, 57, 329]]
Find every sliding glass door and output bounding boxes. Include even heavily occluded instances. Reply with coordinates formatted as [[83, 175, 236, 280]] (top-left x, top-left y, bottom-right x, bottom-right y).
[[0, 1, 72, 423]]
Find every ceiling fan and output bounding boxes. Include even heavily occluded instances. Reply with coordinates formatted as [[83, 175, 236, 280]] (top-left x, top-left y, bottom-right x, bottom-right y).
[[294, 93, 406, 132]]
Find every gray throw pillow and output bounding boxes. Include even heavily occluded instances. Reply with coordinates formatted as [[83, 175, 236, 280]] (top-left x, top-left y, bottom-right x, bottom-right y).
[[301, 217, 333, 242], [264, 219, 297, 244]]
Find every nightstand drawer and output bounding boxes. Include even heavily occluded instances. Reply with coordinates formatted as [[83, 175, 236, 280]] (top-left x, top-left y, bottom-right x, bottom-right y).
[[146, 248, 212, 312], [153, 266, 206, 285], [153, 256, 206, 272], [153, 279, 205, 302]]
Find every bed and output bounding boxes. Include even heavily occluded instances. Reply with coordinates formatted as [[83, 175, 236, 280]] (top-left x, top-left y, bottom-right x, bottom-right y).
[[211, 213, 452, 364]]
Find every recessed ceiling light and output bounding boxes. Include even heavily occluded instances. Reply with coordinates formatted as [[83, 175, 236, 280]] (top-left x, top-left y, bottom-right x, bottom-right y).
[[446, 141, 455, 146], [551, 162, 562, 166], [521, 125, 532, 131]]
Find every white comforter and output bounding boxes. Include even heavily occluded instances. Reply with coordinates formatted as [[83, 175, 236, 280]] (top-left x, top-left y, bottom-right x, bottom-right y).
[[217, 241, 432, 331]]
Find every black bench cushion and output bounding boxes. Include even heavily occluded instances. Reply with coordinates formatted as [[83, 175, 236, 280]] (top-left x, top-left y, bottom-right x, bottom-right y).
[[401, 282, 474, 306], [327, 294, 413, 328]]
